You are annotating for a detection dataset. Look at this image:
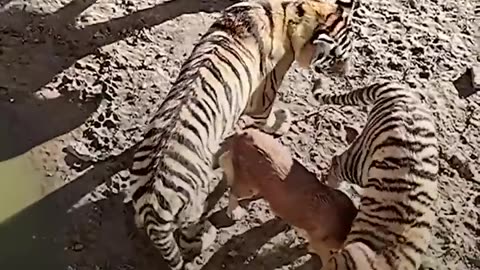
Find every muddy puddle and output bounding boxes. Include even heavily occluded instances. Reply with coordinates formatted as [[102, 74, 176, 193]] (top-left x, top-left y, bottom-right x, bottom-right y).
[[0, 152, 67, 269], [0, 152, 47, 222]]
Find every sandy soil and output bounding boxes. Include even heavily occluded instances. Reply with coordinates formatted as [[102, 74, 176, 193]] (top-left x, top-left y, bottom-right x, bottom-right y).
[[0, 0, 479, 269]]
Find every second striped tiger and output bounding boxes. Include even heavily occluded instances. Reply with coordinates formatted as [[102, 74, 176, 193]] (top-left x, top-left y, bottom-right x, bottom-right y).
[[312, 82, 438, 270]]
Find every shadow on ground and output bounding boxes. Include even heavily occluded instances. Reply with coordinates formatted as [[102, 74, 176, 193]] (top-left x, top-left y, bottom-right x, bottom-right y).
[[0, 144, 136, 269], [0, 0, 237, 161], [0, 144, 318, 270], [203, 217, 321, 270]]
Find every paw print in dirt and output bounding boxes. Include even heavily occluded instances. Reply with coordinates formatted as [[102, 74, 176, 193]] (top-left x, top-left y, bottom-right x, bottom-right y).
[[81, 107, 123, 159]]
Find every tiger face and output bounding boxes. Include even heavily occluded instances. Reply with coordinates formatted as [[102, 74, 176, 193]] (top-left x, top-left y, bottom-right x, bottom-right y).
[[309, 2, 353, 77], [293, 0, 354, 76], [310, 29, 352, 76]]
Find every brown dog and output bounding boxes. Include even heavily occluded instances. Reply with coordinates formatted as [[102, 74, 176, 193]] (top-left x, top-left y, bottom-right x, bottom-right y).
[[218, 128, 358, 263]]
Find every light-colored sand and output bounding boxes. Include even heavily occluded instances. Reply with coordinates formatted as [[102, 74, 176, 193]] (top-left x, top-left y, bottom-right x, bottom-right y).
[[0, 0, 478, 269]]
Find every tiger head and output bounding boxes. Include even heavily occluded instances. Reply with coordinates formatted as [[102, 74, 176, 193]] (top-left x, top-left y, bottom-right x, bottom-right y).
[[291, 0, 355, 76]]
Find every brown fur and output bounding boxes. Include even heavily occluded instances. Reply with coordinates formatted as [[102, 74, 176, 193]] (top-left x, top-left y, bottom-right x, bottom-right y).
[[218, 128, 358, 263]]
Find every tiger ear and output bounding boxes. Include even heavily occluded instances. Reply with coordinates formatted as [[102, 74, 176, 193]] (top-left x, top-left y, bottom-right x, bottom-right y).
[[335, 0, 356, 25]]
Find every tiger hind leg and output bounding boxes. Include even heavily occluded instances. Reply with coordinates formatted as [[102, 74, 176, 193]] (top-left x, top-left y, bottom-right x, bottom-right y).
[[144, 217, 184, 270], [178, 220, 217, 262]]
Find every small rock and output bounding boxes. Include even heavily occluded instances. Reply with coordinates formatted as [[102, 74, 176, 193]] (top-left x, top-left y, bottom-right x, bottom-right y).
[[419, 71, 430, 79], [227, 250, 239, 257], [410, 46, 425, 55], [344, 125, 359, 144], [473, 195, 480, 207], [390, 33, 402, 43], [447, 154, 478, 183], [65, 143, 92, 162], [71, 242, 84, 252], [453, 67, 479, 98], [35, 89, 61, 100], [448, 154, 466, 169], [84, 63, 98, 72], [74, 61, 86, 69]]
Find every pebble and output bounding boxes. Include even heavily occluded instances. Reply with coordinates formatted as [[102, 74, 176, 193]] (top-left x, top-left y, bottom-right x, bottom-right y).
[[453, 67, 478, 97], [227, 250, 238, 257], [448, 154, 478, 183], [474, 195, 480, 207], [71, 242, 84, 252]]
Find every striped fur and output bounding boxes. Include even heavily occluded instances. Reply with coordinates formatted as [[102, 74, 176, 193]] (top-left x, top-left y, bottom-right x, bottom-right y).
[[312, 82, 438, 270], [128, 0, 355, 269], [68, 0, 355, 212]]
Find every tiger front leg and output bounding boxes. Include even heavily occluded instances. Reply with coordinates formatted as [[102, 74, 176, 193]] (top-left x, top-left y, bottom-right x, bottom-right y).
[[240, 107, 292, 137], [218, 150, 249, 221]]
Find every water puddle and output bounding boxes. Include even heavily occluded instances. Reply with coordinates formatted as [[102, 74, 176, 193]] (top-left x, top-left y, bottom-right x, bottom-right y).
[[0, 151, 68, 269], [0, 152, 48, 222]]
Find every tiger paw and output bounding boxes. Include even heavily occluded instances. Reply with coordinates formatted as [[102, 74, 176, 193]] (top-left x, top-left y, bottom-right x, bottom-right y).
[[201, 223, 218, 250], [261, 108, 292, 137], [184, 261, 197, 270], [236, 115, 257, 133]]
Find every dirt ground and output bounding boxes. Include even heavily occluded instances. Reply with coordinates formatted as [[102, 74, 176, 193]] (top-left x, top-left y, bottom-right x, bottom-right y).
[[0, 0, 479, 269]]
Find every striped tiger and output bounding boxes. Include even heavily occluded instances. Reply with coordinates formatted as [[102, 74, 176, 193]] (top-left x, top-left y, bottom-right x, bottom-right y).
[[311, 82, 438, 270], [127, 0, 355, 269]]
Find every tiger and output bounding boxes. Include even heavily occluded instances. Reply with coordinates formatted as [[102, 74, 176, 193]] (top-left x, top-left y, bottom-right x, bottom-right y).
[[126, 0, 355, 269], [311, 82, 438, 270]]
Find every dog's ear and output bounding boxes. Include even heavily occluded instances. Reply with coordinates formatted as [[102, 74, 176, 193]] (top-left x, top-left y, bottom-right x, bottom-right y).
[[213, 134, 237, 169]]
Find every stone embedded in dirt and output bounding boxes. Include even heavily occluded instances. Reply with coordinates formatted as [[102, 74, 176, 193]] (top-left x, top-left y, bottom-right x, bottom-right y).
[[344, 125, 359, 144], [64, 144, 92, 162], [227, 250, 239, 257], [34, 89, 61, 100], [447, 154, 478, 183], [71, 242, 84, 252], [474, 195, 480, 207], [453, 67, 479, 98]]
